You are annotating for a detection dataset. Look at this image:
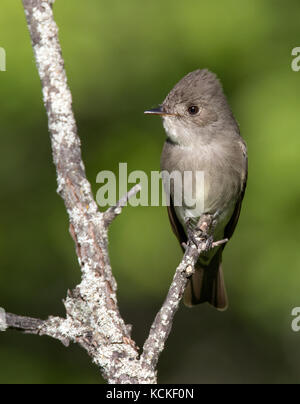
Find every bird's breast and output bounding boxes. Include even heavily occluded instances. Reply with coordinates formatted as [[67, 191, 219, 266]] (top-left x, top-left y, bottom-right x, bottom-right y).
[[161, 138, 245, 233]]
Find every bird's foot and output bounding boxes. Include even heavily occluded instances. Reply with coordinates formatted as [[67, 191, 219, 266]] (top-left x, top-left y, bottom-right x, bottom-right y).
[[185, 217, 211, 250], [185, 214, 228, 252], [205, 235, 214, 251], [185, 218, 202, 245]]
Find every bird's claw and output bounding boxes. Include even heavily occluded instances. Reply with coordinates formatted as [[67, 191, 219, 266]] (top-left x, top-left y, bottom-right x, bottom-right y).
[[185, 217, 216, 251], [185, 219, 202, 246], [205, 235, 214, 251]]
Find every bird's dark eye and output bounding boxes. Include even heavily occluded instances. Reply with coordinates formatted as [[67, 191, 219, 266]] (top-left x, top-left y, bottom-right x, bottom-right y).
[[188, 105, 199, 115]]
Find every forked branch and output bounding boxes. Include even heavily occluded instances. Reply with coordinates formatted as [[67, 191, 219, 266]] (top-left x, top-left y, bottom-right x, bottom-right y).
[[1, 0, 215, 384]]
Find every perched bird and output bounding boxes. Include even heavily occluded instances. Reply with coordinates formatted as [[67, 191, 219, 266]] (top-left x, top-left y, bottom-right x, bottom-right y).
[[145, 69, 247, 310]]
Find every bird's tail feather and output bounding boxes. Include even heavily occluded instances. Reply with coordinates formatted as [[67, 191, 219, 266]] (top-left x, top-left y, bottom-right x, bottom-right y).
[[184, 250, 228, 310]]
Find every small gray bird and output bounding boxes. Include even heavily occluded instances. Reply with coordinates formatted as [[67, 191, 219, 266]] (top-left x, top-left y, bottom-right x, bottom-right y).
[[145, 69, 247, 310]]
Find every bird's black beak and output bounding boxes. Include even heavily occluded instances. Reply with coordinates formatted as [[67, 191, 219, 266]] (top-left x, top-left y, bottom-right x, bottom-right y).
[[144, 106, 172, 116]]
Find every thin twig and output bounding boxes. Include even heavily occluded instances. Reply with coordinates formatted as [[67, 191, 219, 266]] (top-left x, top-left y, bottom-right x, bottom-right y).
[[5, 312, 44, 333], [0, 309, 70, 346], [212, 238, 228, 248], [103, 184, 142, 227]]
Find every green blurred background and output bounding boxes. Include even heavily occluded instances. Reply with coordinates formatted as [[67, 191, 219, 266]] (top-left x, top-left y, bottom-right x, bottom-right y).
[[0, 0, 300, 384]]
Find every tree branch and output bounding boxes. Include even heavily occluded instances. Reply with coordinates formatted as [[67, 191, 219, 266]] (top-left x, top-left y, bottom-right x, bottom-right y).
[[4, 312, 44, 333], [1, 0, 215, 384], [21, 0, 146, 384], [140, 215, 214, 371]]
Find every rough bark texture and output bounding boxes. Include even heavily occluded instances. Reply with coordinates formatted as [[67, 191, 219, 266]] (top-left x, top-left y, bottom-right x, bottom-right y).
[[1, 0, 217, 384]]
